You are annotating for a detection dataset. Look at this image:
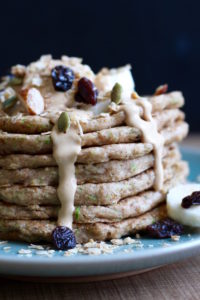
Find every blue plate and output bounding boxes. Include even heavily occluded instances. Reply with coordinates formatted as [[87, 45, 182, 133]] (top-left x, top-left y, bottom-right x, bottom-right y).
[[0, 148, 200, 281]]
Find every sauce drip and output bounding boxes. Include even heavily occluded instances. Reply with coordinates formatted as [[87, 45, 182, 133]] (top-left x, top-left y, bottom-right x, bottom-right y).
[[51, 120, 81, 228], [121, 97, 164, 190]]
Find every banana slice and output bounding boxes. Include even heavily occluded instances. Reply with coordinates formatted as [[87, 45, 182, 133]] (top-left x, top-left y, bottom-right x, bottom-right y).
[[95, 65, 135, 98], [167, 183, 200, 227]]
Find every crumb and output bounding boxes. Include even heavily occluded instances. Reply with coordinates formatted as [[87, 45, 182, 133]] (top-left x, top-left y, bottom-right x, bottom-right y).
[[18, 249, 32, 255], [0, 241, 8, 245], [35, 250, 54, 257], [28, 244, 45, 250], [124, 249, 134, 253], [171, 235, 180, 242], [162, 243, 170, 248], [86, 248, 101, 256], [48, 250, 55, 254], [135, 234, 141, 239], [64, 248, 78, 256], [84, 241, 99, 249], [135, 244, 144, 249], [110, 239, 123, 246], [123, 237, 136, 245], [101, 248, 113, 254], [3, 247, 11, 251]]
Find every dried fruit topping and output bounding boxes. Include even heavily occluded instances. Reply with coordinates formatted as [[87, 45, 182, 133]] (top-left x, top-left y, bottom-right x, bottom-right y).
[[181, 191, 200, 209], [75, 77, 98, 105], [52, 226, 76, 250], [51, 65, 74, 92], [146, 218, 183, 238], [111, 83, 122, 104], [57, 112, 70, 133], [154, 84, 168, 96], [19, 88, 44, 115]]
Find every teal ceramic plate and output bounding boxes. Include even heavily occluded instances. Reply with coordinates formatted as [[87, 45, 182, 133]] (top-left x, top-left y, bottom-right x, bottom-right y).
[[0, 148, 200, 281]]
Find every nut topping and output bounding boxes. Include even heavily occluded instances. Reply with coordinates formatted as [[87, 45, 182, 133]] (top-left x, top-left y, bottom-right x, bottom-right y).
[[19, 88, 44, 115], [57, 112, 70, 133], [111, 83, 122, 104], [154, 84, 168, 96]]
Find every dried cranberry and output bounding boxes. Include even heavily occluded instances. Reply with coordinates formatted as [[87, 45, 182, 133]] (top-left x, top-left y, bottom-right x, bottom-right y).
[[182, 191, 200, 209], [52, 226, 76, 250], [146, 218, 183, 238], [51, 66, 74, 92], [75, 77, 98, 105]]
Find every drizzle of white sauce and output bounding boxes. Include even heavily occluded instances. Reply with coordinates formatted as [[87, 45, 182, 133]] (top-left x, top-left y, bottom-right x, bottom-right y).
[[51, 120, 81, 228], [121, 97, 164, 190]]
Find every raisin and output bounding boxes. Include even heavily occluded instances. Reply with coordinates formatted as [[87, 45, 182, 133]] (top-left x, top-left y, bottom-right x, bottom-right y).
[[52, 226, 76, 250], [146, 218, 183, 238], [75, 77, 98, 105], [51, 66, 74, 92], [182, 191, 200, 209]]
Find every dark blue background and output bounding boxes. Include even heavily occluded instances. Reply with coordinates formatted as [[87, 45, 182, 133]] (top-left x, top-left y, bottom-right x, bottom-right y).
[[0, 0, 199, 131]]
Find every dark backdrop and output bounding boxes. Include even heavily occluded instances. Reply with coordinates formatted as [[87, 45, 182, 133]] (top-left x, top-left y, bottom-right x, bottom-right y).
[[0, 0, 199, 131]]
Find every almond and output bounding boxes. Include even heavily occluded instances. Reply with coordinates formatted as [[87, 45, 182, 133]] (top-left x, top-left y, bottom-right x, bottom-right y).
[[19, 88, 44, 115], [154, 84, 168, 96]]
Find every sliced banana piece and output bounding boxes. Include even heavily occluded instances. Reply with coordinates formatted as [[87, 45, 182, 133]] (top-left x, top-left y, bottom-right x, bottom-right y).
[[95, 65, 135, 98], [167, 183, 200, 227]]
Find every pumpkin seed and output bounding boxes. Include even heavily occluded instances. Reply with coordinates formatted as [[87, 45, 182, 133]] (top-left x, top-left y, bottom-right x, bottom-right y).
[[75, 207, 80, 221], [8, 76, 23, 86], [111, 83, 122, 104], [57, 112, 70, 133], [2, 96, 17, 110]]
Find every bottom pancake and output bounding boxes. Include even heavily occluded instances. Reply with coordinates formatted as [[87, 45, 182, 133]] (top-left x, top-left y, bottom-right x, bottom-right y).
[[0, 204, 167, 244]]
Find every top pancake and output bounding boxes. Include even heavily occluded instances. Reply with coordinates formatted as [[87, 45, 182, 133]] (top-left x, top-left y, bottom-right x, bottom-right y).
[[0, 92, 184, 134]]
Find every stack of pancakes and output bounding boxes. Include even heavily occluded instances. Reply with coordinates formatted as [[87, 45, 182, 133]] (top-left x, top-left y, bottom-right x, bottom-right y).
[[0, 91, 188, 243]]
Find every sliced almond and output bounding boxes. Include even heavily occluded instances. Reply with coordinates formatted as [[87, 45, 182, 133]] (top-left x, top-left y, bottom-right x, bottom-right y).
[[19, 88, 44, 115], [154, 84, 168, 96], [131, 91, 140, 99]]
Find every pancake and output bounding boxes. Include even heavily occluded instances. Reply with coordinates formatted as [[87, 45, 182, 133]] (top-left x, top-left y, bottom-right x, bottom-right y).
[[0, 92, 184, 134], [0, 121, 188, 154], [0, 204, 167, 243], [0, 146, 179, 186], [0, 159, 188, 207], [0, 143, 153, 168], [0, 163, 187, 222], [82, 121, 188, 147]]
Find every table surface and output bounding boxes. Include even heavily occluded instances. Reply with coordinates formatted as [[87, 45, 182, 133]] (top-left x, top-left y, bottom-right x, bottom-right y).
[[1, 135, 200, 300]]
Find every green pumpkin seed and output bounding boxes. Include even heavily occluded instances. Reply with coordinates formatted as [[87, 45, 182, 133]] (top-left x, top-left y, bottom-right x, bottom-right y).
[[111, 83, 123, 104], [75, 207, 80, 221], [57, 112, 70, 133], [8, 76, 23, 86], [2, 96, 17, 110]]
